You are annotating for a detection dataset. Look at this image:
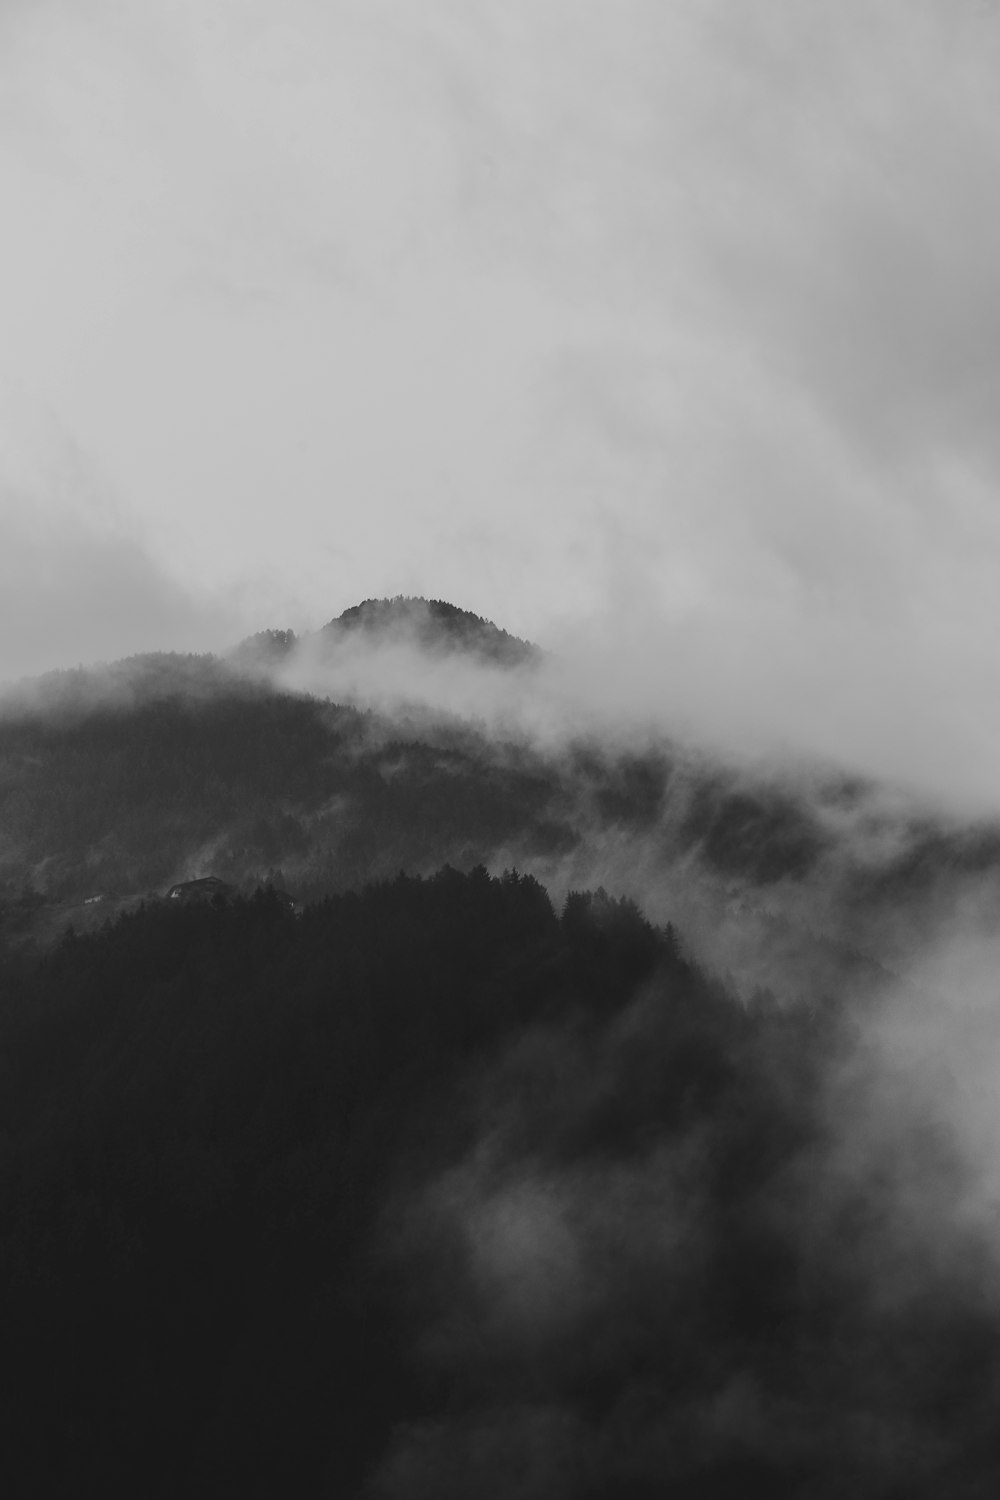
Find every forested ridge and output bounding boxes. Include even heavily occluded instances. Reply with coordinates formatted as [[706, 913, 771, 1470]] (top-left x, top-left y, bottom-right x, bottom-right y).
[[1, 869, 998, 1496], [0, 685, 575, 906], [0, 650, 890, 924], [6, 639, 998, 952], [5, 657, 999, 1008], [322, 597, 539, 667]]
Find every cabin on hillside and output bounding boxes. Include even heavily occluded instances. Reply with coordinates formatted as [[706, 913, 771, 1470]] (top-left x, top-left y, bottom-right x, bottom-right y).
[[165, 876, 237, 906]]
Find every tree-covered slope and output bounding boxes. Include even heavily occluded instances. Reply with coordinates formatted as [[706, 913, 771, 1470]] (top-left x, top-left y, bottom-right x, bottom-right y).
[[0, 869, 997, 1496], [3, 613, 1000, 996], [321, 596, 539, 667], [0, 677, 574, 907]]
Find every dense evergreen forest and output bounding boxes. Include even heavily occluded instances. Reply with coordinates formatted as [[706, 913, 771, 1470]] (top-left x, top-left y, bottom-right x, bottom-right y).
[[1, 868, 999, 1496]]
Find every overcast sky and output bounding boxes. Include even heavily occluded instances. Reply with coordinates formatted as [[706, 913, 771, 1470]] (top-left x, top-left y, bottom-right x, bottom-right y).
[[4, 1, 1000, 805]]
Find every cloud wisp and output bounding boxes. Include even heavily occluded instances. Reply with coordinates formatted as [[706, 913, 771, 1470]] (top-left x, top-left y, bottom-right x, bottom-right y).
[[372, 905, 1000, 1497], [4, 4, 1000, 805]]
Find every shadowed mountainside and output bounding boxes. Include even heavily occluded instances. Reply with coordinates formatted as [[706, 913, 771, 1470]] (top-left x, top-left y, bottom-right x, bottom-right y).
[[1, 870, 999, 1496], [0, 876, 995, 1494], [5, 606, 1000, 1494], [2, 601, 1000, 998]]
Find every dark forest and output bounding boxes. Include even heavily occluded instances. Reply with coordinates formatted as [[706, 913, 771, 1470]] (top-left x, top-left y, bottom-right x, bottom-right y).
[[2, 868, 999, 1496]]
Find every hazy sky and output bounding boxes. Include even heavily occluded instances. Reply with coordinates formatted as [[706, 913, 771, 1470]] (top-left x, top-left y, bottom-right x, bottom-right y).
[[4, 1, 1000, 805]]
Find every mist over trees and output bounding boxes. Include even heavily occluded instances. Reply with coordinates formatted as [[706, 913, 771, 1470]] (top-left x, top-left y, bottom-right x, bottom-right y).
[[1, 869, 997, 1496], [5, 606, 1000, 1495], [5, 635, 996, 994], [0, 675, 572, 905], [321, 597, 539, 668]]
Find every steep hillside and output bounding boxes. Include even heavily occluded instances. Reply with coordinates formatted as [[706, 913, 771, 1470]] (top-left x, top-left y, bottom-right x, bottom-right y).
[[1, 871, 997, 1496], [3, 604, 1000, 1000], [5, 612, 1000, 1495]]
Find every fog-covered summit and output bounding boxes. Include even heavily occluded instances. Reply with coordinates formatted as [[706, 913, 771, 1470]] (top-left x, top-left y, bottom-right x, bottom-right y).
[[227, 598, 538, 679], [321, 596, 538, 667]]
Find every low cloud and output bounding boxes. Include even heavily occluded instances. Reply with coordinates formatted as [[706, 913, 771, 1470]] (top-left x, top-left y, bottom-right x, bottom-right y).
[[372, 928, 1000, 1496], [0, 399, 244, 685], [0, 502, 237, 685], [5, 3, 1000, 814]]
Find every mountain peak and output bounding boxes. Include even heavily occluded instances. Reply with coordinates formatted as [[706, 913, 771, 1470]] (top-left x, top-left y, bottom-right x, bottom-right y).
[[322, 596, 538, 667]]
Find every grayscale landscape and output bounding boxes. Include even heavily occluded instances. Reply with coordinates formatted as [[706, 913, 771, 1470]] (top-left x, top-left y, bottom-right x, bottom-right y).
[[3, 4, 1000, 1496]]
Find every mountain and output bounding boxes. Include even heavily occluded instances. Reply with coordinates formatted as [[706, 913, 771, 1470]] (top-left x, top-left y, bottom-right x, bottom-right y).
[[4, 865, 973, 1497], [5, 600, 1000, 1494], [227, 598, 539, 679], [2, 597, 999, 997], [321, 596, 539, 667]]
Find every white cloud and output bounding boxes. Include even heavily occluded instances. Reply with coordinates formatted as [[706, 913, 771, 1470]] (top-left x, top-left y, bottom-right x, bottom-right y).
[[4, 1, 1000, 801]]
